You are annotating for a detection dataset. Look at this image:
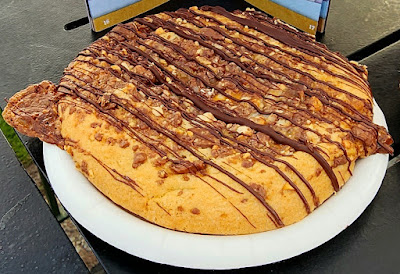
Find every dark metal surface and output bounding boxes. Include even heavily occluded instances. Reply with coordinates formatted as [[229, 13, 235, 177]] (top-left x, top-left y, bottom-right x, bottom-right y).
[[0, 0, 89, 110], [0, 135, 87, 273], [1, 0, 400, 273], [320, 0, 400, 57]]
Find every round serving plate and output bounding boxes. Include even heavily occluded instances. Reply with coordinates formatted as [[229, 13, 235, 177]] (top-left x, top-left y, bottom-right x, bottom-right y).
[[43, 102, 389, 270]]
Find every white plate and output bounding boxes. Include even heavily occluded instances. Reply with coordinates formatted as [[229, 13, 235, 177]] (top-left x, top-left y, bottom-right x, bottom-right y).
[[43, 102, 389, 270]]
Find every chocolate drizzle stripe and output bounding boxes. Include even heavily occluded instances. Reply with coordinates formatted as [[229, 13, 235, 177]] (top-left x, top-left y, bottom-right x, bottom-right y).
[[228, 201, 257, 229], [196, 175, 256, 228], [205, 174, 244, 194], [222, 160, 252, 180], [156, 202, 171, 216]]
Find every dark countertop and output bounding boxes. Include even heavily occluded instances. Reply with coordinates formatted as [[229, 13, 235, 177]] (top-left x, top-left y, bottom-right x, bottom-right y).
[[1, 0, 400, 273], [0, 133, 87, 273], [320, 0, 400, 58]]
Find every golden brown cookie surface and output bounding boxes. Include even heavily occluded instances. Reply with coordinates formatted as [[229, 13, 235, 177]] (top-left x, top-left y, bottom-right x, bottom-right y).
[[3, 6, 393, 235]]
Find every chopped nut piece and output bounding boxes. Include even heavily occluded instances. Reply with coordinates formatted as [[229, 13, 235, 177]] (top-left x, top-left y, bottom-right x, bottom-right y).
[[190, 208, 200, 215], [155, 27, 164, 35], [309, 96, 323, 111], [193, 160, 206, 171], [119, 139, 130, 148], [91, 122, 101, 128], [94, 133, 103, 141], [111, 65, 121, 72], [132, 145, 139, 151], [189, 127, 219, 148], [171, 112, 183, 127], [152, 106, 164, 117], [69, 106, 76, 115], [81, 161, 88, 175], [153, 157, 168, 167], [106, 137, 116, 145], [241, 159, 254, 168], [198, 112, 216, 122], [158, 170, 168, 178], [170, 163, 189, 174], [250, 183, 266, 199], [237, 126, 253, 136], [211, 145, 234, 158], [333, 155, 348, 167], [132, 152, 147, 168], [193, 138, 215, 148], [199, 27, 223, 40], [65, 146, 74, 156]]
